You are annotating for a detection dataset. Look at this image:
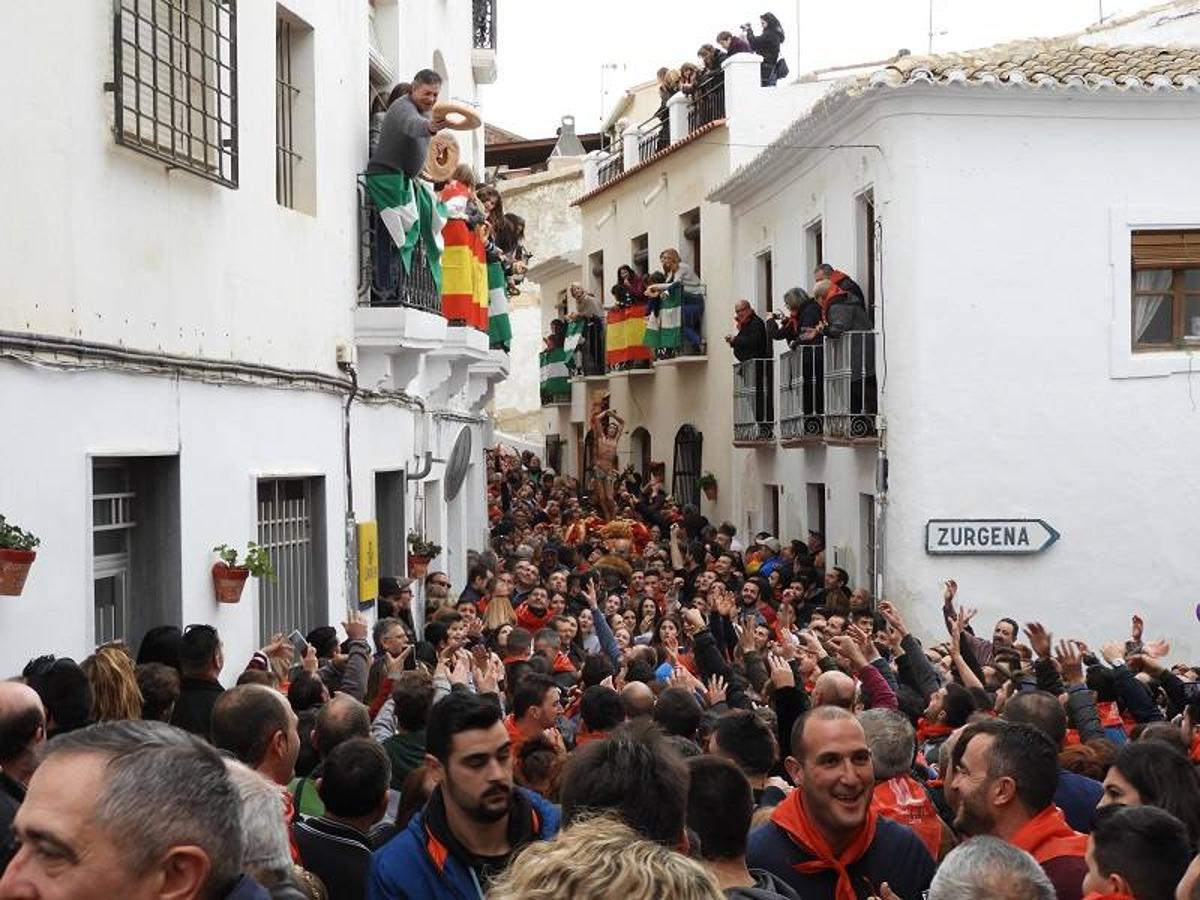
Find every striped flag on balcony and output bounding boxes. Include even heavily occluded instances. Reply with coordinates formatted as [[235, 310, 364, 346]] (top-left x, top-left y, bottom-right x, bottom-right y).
[[563, 319, 586, 355], [643, 283, 682, 350], [487, 261, 511, 350], [540, 348, 570, 399], [606, 302, 653, 368], [365, 172, 447, 289], [439, 182, 489, 331]]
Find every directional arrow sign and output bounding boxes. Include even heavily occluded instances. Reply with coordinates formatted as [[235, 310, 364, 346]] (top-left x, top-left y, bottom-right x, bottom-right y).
[[925, 519, 1060, 556]]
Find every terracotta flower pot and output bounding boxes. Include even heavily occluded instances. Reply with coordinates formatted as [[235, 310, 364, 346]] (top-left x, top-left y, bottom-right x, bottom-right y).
[[212, 562, 250, 603], [0, 548, 36, 596], [702, 484, 718, 501], [408, 554, 431, 580]]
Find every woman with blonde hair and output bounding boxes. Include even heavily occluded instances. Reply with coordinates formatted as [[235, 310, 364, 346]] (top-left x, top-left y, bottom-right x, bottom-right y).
[[81, 643, 142, 722], [488, 815, 725, 900]]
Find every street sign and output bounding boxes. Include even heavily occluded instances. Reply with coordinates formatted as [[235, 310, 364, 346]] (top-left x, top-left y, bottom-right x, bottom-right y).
[[925, 519, 1060, 555]]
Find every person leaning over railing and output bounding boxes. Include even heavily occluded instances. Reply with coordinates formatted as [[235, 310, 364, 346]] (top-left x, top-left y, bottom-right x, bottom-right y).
[[648, 249, 705, 353], [767, 287, 820, 348]]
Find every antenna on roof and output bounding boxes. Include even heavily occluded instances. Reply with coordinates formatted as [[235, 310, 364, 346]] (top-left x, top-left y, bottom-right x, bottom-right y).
[[927, 0, 948, 54]]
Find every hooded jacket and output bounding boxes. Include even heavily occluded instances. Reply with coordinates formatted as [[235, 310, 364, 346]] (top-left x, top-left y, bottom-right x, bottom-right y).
[[368, 785, 559, 900]]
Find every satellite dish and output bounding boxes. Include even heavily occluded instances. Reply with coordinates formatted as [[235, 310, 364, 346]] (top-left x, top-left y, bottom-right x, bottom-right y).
[[444, 427, 473, 501]]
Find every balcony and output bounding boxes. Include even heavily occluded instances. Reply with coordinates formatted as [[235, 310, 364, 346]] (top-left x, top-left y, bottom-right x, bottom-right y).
[[597, 153, 624, 188], [357, 177, 441, 314], [779, 344, 824, 445], [637, 116, 670, 163], [567, 316, 607, 378], [687, 78, 726, 133], [471, 0, 498, 83], [734, 332, 880, 448], [733, 359, 775, 446]]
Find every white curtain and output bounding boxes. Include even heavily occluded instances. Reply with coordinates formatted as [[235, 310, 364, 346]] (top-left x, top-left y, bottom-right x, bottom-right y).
[[1133, 269, 1173, 343]]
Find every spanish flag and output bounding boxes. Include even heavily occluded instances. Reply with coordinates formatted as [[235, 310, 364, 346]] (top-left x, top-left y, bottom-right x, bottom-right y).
[[439, 183, 489, 331], [605, 303, 653, 369]]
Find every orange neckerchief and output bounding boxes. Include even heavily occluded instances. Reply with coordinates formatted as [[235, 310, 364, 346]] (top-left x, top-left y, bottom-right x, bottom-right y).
[[1083, 893, 1135, 900], [575, 725, 608, 746], [1190, 732, 1200, 764], [552, 651, 576, 674], [1010, 806, 1087, 864], [1095, 700, 1124, 730], [770, 788, 877, 900], [871, 775, 941, 860], [916, 719, 953, 744]]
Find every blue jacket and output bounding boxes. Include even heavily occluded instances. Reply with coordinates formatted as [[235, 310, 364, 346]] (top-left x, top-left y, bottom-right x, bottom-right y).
[[1055, 769, 1103, 833], [368, 788, 560, 900]]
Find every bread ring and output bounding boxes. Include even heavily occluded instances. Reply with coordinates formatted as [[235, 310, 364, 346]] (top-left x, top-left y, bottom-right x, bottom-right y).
[[421, 132, 460, 182], [432, 101, 482, 131]]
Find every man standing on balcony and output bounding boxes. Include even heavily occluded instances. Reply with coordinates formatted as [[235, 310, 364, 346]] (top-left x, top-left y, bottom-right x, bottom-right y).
[[727, 300, 773, 439], [368, 69, 447, 180]]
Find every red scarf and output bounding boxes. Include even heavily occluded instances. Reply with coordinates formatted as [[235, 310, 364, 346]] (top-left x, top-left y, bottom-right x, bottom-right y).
[[1010, 806, 1087, 864], [552, 651, 576, 674], [1083, 894, 1135, 900], [575, 725, 608, 746], [871, 775, 941, 859], [917, 719, 953, 744], [771, 788, 877, 900], [1190, 732, 1200, 764]]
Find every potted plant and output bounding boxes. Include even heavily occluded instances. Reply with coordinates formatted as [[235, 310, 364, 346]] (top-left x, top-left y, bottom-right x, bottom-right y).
[[699, 472, 718, 501], [407, 531, 442, 579], [0, 515, 40, 596], [212, 542, 276, 603]]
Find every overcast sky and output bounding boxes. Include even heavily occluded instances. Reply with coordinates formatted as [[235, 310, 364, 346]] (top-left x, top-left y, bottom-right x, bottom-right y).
[[480, 0, 1152, 137]]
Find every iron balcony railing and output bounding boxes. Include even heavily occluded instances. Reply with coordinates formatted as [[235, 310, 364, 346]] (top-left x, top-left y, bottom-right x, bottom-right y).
[[638, 116, 670, 163], [733, 359, 776, 442], [597, 152, 624, 187], [824, 331, 879, 439], [573, 317, 606, 377], [779, 344, 825, 440], [472, 0, 497, 50], [688, 77, 726, 133], [357, 176, 441, 313]]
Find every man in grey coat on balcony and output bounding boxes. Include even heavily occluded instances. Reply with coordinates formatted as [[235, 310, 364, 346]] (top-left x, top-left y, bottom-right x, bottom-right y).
[[727, 300, 773, 437]]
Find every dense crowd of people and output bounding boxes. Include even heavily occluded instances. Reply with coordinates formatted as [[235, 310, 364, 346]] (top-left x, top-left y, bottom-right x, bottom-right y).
[[2, 445, 1200, 900]]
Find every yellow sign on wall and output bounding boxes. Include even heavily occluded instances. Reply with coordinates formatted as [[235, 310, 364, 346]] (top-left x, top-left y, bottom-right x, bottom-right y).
[[357, 521, 379, 603]]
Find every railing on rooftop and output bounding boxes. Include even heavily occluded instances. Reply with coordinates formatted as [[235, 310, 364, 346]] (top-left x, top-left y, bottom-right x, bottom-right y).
[[597, 152, 624, 187], [779, 344, 824, 441], [357, 176, 441, 313], [824, 331, 879, 440], [638, 116, 670, 163], [472, 0, 497, 50], [688, 78, 726, 133], [733, 359, 776, 444]]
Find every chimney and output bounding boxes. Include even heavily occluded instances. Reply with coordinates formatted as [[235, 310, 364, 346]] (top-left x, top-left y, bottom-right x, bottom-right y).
[[550, 115, 586, 157]]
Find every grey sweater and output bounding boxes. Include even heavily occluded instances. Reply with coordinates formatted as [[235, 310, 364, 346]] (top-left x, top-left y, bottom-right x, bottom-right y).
[[367, 97, 433, 178]]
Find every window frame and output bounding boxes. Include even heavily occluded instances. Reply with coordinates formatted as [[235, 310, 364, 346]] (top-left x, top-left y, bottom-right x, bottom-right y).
[[111, 0, 239, 188], [1130, 229, 1200, 353]]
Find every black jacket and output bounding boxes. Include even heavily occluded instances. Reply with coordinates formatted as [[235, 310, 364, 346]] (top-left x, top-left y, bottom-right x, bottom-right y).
[[170, 676, 225, 738], [732, 314, 770, 361], [0, 771, 25, 876], [293, 816, 374, 900], [824, 295, 872, 338]]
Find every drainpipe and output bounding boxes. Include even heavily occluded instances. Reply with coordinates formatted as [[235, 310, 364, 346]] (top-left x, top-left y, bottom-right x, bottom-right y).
[[341, 363, 359, 611]]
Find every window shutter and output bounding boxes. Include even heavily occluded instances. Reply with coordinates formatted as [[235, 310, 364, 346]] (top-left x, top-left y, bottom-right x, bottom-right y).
[[1132, 230, 1200, 268]]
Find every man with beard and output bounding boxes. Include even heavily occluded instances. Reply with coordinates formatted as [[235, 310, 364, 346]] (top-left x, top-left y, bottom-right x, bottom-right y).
[[368, 692, 559, 898], [941, 579, 1018, 667], [946, 720, 1087, 900], [747, 707, 935, 900]]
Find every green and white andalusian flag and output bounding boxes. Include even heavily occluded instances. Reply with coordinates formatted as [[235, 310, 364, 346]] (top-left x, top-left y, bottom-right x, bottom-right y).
[[487, 261, 512, 350], [643, 282, 683, 350], [539, 348, 570, 401], [364, 171, 448, 290], [563, 319, 587, 355]]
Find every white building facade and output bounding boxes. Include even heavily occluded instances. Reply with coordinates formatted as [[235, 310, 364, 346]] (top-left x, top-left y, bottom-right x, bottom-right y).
[[711, 39, 1200, 652], [0, 0, 506, 675]]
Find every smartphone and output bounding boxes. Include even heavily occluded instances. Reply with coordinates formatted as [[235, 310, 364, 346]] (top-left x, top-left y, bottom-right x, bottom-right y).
[[287, 629, 307, 658]]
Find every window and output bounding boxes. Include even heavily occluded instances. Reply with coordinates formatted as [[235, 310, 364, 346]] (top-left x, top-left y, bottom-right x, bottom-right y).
[[756, 250, 774, 314], [631, 234, 649, 276], [113, 0, 238, 187], [375, 471, 405, 577], [629, 427, 651, 477], [588, 250, 605, 302], [681, 209, 702, 276], [860, 493, 876, 594], [672, 425, 703, 509], [545, 435, 566, 474], [857, 190, 876, 313], [556, 289, 569, 319], [806, 219, 823, 275], [1132, 230, 1200, 351], [276, 8, 315, 213], [764, 485, 781, 537], [92, 457, 181, 647], [257, 477, 327, 640], [806, 483, 826, 539]]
